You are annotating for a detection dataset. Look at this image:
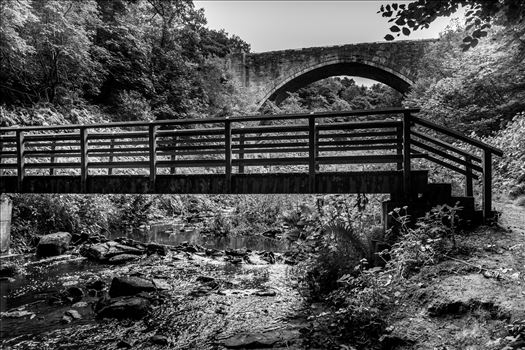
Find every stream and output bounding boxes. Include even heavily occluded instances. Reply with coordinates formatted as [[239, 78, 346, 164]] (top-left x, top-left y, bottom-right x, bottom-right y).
[[0, 222, 306, 349]]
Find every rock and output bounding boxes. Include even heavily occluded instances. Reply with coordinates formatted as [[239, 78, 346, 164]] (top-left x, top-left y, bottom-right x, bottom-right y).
[[96, 296, 151, 320], [109, 276, 156, 297], [152, 279, 170, 290], [108, 254, 140, 265], [65, 309, 82, 320], [254, 290, 277, 297], [196, 275, 215, 283], [86, 279, 106, 291], [262, 229, 281, 238], [66, 287, 84, 303], [72, 301, 89, 308], [150, 335, 169, 346], [61, 315, 72, 324], [147, 243, 168, 256], [222, 329, 300, 349], [37, 232, 72, 257], [226, 248, 248, 257], [80, 241, 144, 263], [0, 262, 20, 277], [0, 310, 35, 318], [117, 340, 132, 349]]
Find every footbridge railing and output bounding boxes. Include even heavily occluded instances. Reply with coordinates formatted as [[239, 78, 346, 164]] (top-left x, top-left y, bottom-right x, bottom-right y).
[[0, 108, 502, 218]]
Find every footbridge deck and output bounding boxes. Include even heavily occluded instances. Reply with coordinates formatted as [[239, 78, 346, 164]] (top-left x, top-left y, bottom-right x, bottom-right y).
[[0, 108, 502, 220]]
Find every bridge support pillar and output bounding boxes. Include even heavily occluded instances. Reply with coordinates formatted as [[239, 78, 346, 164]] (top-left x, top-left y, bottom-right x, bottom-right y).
[[0, 194, 12, 255]]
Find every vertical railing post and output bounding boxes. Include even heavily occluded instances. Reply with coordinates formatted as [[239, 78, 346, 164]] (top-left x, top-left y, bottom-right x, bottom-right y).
[[396, 124, 403, 171], [16, 130, 25, 192], [315, 124, 320, 172], [238, 126, 245, 174], [308, 115, 318, 193], [402, 111, 412, 199], [80, 128, 88, 193], [465, 155, 473, 197], [50, 139, 57, 176], [482, 150, 492, 222], [0, 136, 4, 177], [149, 125, 157, 192], [108, 137, 115, 175], [170, 134, 177, 175], [224, 118, 232, 193]]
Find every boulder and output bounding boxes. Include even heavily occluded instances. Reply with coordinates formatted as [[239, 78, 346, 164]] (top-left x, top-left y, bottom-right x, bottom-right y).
[[108, 254, 140, 265], [150, 335, 169, 346], [146, 243, 168, 256], [96, 296, 151, 320], [0, 262, 19, 278], [109, 276, 156, 297], [37, 232, 71, 257], [80, 241, 144, 263]]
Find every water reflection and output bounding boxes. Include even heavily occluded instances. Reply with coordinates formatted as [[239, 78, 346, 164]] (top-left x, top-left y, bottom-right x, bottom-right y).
[[111, 221, 291, 253]]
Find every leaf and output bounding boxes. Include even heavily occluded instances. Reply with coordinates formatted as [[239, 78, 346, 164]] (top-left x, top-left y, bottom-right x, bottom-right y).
[[386, 4, 391, 12], [407, 20, 415, 27], [390, 25, 401, 32], [470, 38, 479, 47], [384, 34, 395, 41], [402, 27, 411, 36], [395, 17, 406, 25], [463, 36, 473, 42], [392, 3, 398, 11]]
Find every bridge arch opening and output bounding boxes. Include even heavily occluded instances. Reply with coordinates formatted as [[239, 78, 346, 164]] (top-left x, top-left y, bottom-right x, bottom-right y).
[[260, 60, 414, 108]]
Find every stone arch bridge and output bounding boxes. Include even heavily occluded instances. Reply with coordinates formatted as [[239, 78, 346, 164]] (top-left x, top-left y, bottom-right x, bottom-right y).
[[226, 39, 434, 107]]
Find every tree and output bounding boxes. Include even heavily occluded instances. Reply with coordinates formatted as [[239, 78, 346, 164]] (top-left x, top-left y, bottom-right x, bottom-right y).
[[403, 24, 525, 135], [379, 0, 525, 50]]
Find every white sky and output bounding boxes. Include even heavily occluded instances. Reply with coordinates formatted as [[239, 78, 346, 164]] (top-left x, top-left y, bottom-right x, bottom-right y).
[[194, 1, 463, 86], [195, 1, 464, 53]]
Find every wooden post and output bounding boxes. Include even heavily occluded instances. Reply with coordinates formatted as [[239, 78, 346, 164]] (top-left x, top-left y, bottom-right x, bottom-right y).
[[315, 125, 320, 172], [0, 137, 4, 177], [402, 112, 412, 198], [482, 150, 492, 222], [308, 115, 318, 193], [16, 131, 25, 192], [80, 128, 88, 193], [238, 127, 245, 174], [224, 118, 232, 193], [170, 134, 177, 175], [396, 125, 403, 171], [465, 155, 473, 197], [49, 139, 57, 176], [108, 137, 115, 175], [149, 125, 157, 192]]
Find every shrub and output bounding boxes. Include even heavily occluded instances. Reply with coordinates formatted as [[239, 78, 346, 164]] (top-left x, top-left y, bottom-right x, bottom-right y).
[[386, 204, 461, 278]]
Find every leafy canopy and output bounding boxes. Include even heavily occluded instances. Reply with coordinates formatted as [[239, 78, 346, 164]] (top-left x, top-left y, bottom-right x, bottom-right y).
[[379, 0, 525, 50]]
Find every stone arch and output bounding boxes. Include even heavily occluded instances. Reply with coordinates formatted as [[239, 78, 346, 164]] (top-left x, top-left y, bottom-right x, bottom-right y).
[[258, 58, 415, 108]]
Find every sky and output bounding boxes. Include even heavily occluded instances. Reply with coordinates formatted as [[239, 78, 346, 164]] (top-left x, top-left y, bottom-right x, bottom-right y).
[[194, 1, 464, 53]]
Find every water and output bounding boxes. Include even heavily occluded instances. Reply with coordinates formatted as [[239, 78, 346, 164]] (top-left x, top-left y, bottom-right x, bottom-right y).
[[109, 219, 291, 253]]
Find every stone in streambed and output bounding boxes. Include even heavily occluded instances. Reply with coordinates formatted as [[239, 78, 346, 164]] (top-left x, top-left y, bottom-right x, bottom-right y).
[[37, 232, 71, 257], [95, 296, 151, 320], [150, 335, 169, 346], [108, 254, 140, 265], [80, 241, 144, 263], [0, 262, 20, 278], [109, 276, 156, 297]]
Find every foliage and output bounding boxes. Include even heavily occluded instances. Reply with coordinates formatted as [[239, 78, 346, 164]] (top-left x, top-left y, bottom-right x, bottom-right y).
[[404, 24, 525, 136], [379, 0, 525, 50], [262, 77, 403, 113], [485, 112, 525, 197], [386, 204, 462, 278], [0, 0, 251, 117]]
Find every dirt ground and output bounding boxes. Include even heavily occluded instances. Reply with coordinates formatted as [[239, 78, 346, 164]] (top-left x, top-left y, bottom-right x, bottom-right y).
[[384, 202, 525, 350]]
